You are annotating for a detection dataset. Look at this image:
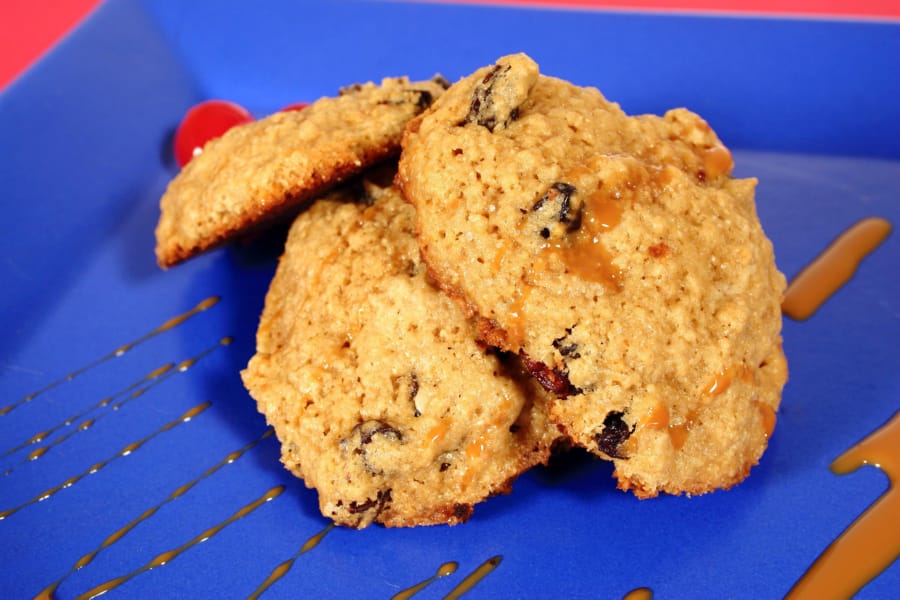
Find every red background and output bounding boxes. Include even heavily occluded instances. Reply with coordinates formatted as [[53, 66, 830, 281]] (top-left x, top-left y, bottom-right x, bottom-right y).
[[2, 0, 898, 91]]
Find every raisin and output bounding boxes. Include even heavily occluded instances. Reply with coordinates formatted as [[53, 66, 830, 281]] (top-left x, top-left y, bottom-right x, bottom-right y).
[[530, 183, 582, 242], [339, 82, 364, 95], [552, 328, 581, 359], [593, 411, 634, 459], [347, 489, 392, 516], [532, 183, 580, 231], [393, 372, 421, 416], [431, 74, 452, 89], [519, 352, 581, 398], [410, 89, 434, 110], [342, 420, 404, 475], [357, 421, 402, 446], [409, 373, 419, 401], [461, 64, 516, 132], [376, 88, 433, 109], [453, 503, 473, 519]]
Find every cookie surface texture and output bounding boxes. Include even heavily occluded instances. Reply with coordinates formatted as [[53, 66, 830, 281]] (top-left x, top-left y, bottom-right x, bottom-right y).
[[398, 53, 787, 497], [241, 174, 561, 527], [155, 76, 447, 267]]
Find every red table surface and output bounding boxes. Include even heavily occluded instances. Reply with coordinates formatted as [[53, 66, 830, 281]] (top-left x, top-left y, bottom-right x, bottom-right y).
[[3, 0, 899, 91]]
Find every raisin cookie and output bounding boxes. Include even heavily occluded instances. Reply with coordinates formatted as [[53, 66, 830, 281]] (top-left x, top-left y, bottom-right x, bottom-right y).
[[241, 171, 561, 527], [398, 54, 787, 497], [155, 76, 447, 267]]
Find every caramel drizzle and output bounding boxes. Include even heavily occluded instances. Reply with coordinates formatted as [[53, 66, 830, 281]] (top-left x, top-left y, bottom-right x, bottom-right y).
[[443, 555, 502, 600], [247, 523, 336, 600], [787, 410, 900, 599], [782, 217, 891, 320], [2, 338, 230, 465], [0, 402, 210, 521], [1, 296, 220, 416], [391, 562, 459, 600], [557, 186, 625, 289], [2, 418, 96, 478], [75, 485, 285, 600], [34, 429, 273, 600], [623, 587, 653, 600]]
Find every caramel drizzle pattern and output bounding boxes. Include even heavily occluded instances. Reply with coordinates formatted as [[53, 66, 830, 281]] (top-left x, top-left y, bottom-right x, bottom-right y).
[[787, 410, 900, 599], [391, 561, 459, 600], [0, 402, 210, 521], [1, 296, 220, 416], [247, 523, 336, 599], [14, 215, 896, 597], [34, 429, 273, 600], [782, 217, 891, 320], [2, 338, 231, 471], [3, 418, 96, 478], [443, 555, 502, 600], [75, 485, 285, 600]]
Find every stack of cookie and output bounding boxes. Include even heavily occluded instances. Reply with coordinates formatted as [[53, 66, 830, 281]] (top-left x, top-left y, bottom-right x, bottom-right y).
[[155, 54, 786, 528]]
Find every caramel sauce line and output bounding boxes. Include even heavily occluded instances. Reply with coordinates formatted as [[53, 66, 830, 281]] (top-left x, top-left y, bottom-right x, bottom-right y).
[[2, 296, 220, 416], [247, 522, 336, 600], [2, 364, 174, 458], [391, 561, 459, 600], [2, 418, 97, 478], [782, 217, 891, 320], [34, 429, 274, 600], [2, 337, 231, 463], [74, 485, 285, 600], [787, 410, 900, 599], [0, 402, 211, 521], [443, 555, 502, 600]]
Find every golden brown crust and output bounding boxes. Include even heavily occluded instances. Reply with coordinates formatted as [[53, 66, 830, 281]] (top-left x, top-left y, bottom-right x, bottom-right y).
[[155, 77, 446, 268]]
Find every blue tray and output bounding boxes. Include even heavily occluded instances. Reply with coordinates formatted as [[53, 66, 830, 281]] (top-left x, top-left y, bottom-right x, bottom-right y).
[[2, 1, 898, 598]]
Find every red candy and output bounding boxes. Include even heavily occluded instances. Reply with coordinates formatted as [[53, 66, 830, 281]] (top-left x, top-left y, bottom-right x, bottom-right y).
[[174, 100, 253, 168], [280, 101, 311, 112]]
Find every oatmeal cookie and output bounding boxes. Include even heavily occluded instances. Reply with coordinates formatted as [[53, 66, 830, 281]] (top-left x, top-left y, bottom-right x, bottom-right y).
[[398, 54, 786, 497], [241, 172, 561, 527], [155, 76, 447, 267]]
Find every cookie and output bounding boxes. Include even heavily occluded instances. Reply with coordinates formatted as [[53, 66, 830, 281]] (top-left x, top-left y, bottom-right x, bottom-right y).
[[398, 54, 787, 497], [155, 76, 448, 268], [241, 172, 561, 527]]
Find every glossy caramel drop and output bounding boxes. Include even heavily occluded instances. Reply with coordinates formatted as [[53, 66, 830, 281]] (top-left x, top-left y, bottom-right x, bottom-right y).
[[247, 522, 335, 599], [782, 217, 891, 320], [700, 144, 733, 181], [559, 186, 625, 289], [757, 402, 777, 439], [788, 410, 900, 598], [425, 419, 452, 448], [701, 365, 754, 398], [668, 423, 690, 451], [640, 404, 670, 430], [444, 555, 502, 600], [392, 561, 459, 600], [623, 587, 653, 600]]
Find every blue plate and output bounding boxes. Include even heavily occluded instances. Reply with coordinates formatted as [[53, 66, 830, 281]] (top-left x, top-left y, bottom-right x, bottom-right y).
[[2, 1, 898, 598]]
